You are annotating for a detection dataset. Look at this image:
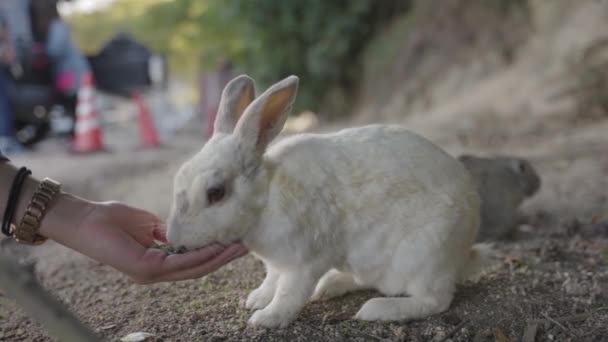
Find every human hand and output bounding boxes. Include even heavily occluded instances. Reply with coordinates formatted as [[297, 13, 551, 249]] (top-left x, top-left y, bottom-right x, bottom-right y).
[[43, 197, 248, 284]]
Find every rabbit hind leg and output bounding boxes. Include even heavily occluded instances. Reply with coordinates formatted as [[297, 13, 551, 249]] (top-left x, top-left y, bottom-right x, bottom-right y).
[[311, 269, 370, 302], [354, 287, 453, 321]]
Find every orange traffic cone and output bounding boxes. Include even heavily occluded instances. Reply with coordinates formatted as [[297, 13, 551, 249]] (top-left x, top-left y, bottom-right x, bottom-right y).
[[132, 92, 160, 148], [70, 72, 105, 154]]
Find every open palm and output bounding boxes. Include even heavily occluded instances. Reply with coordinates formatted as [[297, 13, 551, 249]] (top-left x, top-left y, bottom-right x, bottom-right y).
[[68, 201, 248, 284]]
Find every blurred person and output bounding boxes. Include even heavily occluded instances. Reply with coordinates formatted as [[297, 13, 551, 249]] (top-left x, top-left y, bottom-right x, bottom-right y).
[[29, 0, 89, 115], [0, 154, 248, 283], [0, 17, 27, 154]]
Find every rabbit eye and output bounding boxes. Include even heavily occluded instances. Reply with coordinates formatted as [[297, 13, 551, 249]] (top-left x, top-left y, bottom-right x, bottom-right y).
[[206, 185, 226, 205]]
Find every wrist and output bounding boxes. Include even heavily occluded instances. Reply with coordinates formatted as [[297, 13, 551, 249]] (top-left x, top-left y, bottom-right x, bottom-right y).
[[1, 162, 95, 244], [38, 192, 96, 243]]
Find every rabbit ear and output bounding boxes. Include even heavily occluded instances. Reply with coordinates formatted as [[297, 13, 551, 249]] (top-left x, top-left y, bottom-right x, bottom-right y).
[[214, 75, 256, 134], [234, 75, 299, 153]]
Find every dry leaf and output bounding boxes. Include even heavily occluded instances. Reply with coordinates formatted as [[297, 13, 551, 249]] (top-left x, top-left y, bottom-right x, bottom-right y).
[[494, 328, 514, 342]]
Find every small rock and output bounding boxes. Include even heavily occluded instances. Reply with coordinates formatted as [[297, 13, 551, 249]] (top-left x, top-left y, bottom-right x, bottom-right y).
[[120, 332, 156, 342], [563, 279, 587, 296], [430, 326, 447, 341], [390, 325, 406, 339]]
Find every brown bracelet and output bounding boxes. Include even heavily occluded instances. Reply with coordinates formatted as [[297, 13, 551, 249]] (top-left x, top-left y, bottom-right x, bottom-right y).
[[10, 178, 61, 245]]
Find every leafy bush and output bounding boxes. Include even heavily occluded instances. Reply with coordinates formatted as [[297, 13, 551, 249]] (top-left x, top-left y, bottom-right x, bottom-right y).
[[216, 0, 411, 114]]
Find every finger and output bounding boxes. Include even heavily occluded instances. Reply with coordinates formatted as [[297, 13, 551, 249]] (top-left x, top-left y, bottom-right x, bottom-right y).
[[130, 214, 165, 245], [130, 222, 166, 247], [155, 244, 248, 282], [152, 227, 168, 243]]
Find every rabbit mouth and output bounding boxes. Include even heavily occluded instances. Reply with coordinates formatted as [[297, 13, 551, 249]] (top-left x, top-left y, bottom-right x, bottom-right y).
[[159, 239, 241, 255], [156, 241, 225, 254], [189, 240, 242, 252], [189, 241, 225, 252]]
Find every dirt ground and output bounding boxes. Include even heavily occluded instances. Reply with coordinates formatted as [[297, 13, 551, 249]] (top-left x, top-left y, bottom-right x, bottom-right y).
[[0, 102, 606, 342]]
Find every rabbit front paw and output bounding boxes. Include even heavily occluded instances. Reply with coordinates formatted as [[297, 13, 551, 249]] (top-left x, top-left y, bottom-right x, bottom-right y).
[[245, 287, 274, 310], [248, 308, 294, 328]]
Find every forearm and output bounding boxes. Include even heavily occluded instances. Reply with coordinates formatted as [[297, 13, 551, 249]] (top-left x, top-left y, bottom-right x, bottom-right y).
[[0, 162, 249, 284], [0, 162, 94, 243]]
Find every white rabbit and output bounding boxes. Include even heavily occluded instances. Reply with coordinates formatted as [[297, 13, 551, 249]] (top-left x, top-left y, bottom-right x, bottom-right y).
[[166, 74, 490, 329]]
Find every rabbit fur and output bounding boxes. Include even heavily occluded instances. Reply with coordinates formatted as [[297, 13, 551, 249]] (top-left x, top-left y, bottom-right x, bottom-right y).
[[166, 75, 489, 328]]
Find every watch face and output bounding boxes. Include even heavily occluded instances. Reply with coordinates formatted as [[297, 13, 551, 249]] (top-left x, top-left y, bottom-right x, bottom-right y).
[[42, 178, 62, 192]]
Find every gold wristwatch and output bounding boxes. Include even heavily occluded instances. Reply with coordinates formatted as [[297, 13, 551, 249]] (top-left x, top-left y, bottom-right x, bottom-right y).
[[10, 178, 61, 245]]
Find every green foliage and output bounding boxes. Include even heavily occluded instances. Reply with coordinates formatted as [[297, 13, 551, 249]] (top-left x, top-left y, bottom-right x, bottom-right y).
[[218, 0, 410, 113], [66, 0, 409, 113]]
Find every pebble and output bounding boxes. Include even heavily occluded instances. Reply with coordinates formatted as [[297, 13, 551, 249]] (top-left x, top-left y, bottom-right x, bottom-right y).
[[99, 324, 117, 331], [563, 279, 587, 295], [431, 326, 447, 341], [120, 332, 156, 342]]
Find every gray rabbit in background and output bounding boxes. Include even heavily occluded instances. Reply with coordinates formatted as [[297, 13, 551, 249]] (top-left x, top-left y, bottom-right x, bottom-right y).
[[458, 154, 541, 241]]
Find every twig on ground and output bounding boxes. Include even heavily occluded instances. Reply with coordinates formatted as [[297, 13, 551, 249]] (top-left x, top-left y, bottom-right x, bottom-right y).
[[541, 312, 568, 331], [437, 319, 469, 342], [529, 311, 595, 325]]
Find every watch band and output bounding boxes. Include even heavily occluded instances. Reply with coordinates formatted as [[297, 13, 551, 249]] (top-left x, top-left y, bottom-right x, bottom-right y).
[[10, 178, 61, 245]]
